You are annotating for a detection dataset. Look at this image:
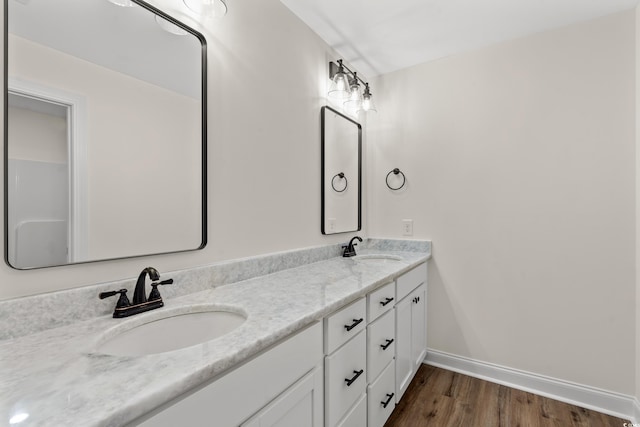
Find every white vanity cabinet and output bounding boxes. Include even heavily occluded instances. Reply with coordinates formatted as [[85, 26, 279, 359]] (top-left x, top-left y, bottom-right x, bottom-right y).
[[133, 322, 324, 427], [132, 261, 428, 427], [394, 263, 428, 403]]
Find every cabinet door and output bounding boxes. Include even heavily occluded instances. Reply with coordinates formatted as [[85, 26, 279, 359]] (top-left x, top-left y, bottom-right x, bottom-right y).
[[335, 393, 366, 427], [242, 366, 323, 427], [394, 295, 413, 402], [411, 284, 427, 371], [325, 330, 367, 427]]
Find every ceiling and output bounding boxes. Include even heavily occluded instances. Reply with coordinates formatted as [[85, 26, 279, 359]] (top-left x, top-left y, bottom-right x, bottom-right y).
[[280, 0, 640, 77]]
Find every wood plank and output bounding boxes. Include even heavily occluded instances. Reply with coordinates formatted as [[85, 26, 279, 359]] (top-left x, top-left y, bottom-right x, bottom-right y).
[[384, 365, 631, 427]]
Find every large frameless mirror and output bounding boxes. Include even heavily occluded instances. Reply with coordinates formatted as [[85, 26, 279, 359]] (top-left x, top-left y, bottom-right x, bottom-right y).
[[5, 0, 207, 269], [321, 106, 361, 235]]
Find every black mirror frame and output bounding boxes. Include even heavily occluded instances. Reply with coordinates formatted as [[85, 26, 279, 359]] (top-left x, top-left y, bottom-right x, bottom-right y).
[[320, 106, 362, 235], [3, 0, 208, 269]]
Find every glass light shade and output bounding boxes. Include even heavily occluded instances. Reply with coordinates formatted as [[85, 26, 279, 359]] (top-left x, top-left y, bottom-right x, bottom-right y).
[[183, 0, 227, 17], [155, 16, 188, 35], [343, 80, 362, 111], [359, 86, 377, 113], [108, 0, 135, 6], [328, 71, 351, 100], [359, 96, 377, 112]]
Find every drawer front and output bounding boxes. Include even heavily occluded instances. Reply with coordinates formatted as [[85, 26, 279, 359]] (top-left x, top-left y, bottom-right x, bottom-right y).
[[366, 309, 395, 383], [367, 360, 396, 427], [335, 392, 366, 427], [324, 298, 366, 354], [367, 281, 395, 322], [325, 330, 367, 427], [396, 263, 427, 302]]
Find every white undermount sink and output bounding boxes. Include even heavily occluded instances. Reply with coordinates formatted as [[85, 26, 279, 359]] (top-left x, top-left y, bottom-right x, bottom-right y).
[[95, 306, 247, 357], [352, 254, 403, 263]]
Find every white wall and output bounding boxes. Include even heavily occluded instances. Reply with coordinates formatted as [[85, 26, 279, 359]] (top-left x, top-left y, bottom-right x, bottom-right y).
[[369, 11, 636, 395], [0, 0, 361, 299], [8, 106, 67, 163]]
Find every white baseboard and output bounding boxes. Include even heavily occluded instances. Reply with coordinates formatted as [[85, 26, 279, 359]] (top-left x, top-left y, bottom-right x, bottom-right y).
[[425, 348, 638, 423]]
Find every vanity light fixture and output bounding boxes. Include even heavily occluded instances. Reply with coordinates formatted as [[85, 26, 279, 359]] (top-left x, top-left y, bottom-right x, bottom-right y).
[[183, 0, 228, 18], [328, 59, 376, 113]]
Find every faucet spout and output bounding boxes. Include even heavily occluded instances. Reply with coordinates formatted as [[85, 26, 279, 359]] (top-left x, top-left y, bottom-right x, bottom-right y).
[[342, 236, 363, 257], [133, 267, 160, 305]]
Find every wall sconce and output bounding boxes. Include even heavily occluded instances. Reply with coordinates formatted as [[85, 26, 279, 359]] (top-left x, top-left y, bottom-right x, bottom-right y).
[[183, 0, 228, 18], [328, 59, 376, 114]]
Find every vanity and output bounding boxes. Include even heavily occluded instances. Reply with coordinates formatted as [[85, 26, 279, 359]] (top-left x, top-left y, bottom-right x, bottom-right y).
[[132, 257, 428, 427], [0, 241, 430, 427]]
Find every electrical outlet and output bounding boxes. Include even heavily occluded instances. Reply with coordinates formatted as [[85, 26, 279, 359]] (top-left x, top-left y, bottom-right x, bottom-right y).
[[402, 219, 413, 236], [328, 218, 336, 232]]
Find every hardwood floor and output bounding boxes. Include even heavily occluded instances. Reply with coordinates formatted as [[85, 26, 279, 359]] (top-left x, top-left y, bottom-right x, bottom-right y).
[[384, 365, 631, 427]]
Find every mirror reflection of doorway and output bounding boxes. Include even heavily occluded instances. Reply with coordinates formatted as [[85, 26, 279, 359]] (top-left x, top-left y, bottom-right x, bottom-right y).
[[7, 92, 70, 268]]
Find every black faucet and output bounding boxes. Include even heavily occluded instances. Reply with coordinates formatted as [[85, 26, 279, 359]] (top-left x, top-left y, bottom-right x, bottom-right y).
[[99, 267, 173, 318], [342, 236, 363, 257], [133, 267, 160, 305]]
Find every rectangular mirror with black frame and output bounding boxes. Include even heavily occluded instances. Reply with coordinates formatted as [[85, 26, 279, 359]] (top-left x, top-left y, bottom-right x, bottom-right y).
[[321, 106, 361, 235], [4, 0, 207, 269]]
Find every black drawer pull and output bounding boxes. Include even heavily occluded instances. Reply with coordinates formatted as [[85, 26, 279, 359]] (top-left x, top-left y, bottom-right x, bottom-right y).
[[345, 369, 364, 386], [381, 393, 395, 408], [380, 297, 394, 307], [380, 338, 394, 350], [344, 318, 364, 331]]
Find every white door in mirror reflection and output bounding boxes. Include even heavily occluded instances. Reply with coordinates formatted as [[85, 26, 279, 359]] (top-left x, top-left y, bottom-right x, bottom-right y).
[[7, 81, 88, 269], [7, 94, 71, 268]]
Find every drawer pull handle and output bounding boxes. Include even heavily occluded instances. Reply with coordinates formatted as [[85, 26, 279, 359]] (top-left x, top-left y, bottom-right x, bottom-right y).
[[413, 296, 420, 304], [380, 338, 394, 350], [380, 297, 394, 307], [381, 393, 395, 408], [344, 318, 364, 331], [345, 369, 364, 386]]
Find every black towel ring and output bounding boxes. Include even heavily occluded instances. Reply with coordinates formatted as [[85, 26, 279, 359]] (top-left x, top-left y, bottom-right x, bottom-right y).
[[332, 172, 348, 192], [386, 168, 406, 190]]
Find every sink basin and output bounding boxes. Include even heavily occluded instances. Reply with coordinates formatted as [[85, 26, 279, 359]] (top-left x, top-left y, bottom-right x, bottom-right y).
[[95, 306, 246, 357], [352, 254, 403, 263]]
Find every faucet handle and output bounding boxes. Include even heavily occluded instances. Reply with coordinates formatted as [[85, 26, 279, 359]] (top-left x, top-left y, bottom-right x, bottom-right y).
[[99, 289, 131, 309], [148, 279, 174, 301]]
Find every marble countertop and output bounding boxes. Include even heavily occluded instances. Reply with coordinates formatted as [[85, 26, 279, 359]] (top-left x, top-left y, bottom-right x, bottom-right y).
[[0, 249, 430, 427]]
